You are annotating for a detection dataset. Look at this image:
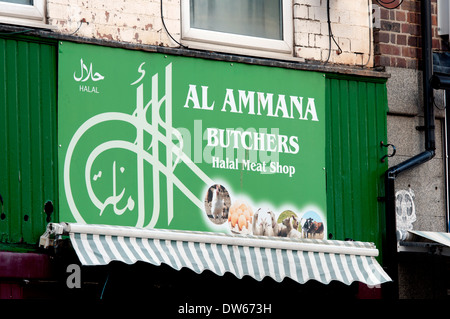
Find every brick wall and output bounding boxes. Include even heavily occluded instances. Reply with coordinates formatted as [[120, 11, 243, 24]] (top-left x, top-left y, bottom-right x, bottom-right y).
[[294, 0, 373, 66], [47, 0, 180, 46], [46, 0, 373, 66], [373, 0, 449, 69]]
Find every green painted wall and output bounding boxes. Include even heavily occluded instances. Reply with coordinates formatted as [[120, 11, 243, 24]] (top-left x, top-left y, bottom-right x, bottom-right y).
[[325, 74, 388, 255], [0, 36, 58, 244]]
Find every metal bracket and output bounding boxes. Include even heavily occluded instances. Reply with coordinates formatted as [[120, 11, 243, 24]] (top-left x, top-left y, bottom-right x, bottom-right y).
[[39, 223, 66, 248], [380, 141, 396, 163]]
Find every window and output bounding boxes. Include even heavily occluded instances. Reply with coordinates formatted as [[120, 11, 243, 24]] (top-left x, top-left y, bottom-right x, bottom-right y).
[[181, 0, 293, 59], [0, 0, 47, 28]]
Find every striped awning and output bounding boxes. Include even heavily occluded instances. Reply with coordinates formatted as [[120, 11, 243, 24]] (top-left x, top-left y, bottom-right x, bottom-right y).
[[41, 223, 391, 286], [408, 230, 450, 247]]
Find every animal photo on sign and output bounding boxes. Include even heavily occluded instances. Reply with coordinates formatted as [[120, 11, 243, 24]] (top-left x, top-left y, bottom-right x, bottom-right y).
[[204, 184, 231, 224]]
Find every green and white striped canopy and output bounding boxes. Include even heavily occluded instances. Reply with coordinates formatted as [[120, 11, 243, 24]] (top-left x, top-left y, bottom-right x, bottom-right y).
[[409, 230, 450, 247], [43, 223, 391, 286], [408, 230, 450, 248]]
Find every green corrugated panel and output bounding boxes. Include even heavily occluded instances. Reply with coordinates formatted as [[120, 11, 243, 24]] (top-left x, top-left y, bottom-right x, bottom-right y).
[[325, 74, 388, 253], [0, 36, 58, 244]]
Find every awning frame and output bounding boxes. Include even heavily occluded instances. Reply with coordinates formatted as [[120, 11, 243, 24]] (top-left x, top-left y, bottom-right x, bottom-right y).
[[40, 222, 392, 287], [41, 222, 379, 257], [397, 230, 450, 257]]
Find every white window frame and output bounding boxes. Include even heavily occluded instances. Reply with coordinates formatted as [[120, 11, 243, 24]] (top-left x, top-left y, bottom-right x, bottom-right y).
[[0, 0, 49, 29], [181, 0, 294, 59]]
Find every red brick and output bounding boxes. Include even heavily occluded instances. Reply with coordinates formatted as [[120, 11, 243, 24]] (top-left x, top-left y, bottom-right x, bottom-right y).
[[396, 11, 406, 22], [394, 57, 407, 68], [402, 46, 419, 58], [432, 38, 441, 50], [380, 8, 390, 20], [379, 43, 391, 55], [402, 23, 420, 36], [407, 36, 420, 47], [372, 0, 444, 70], [407, 12, 420, 24], [378, 32, 390, 44], [390, 10, 395, 20], [373, 55, 380, 67], [397, 34, 407, 45], [381, 20, 401, 32], [380, 43, 401, 55], [380, 55, 391, 67], [390, 33, 396, 43], [431, 14, 437, 26], [402, 1, 420, 12]]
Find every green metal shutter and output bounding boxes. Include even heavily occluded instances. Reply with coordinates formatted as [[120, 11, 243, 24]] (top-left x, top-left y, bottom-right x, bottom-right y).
[[325, 74, 388, 254], [0, 36, 58, 245]]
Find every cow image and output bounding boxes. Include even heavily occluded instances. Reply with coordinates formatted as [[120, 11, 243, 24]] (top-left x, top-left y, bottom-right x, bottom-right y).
[[304, 217, 324, 239]]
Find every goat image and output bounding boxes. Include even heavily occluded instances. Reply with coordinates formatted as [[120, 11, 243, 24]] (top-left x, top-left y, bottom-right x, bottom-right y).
[[282, 215, 303, 239], [292, 216, 299, 230], [266, 211, 287, 237], [278, 217, 290, 237], [264, 211, 278, 237], [212, 186, 224, 222], [205, 184, 231, 225], [252, 209, 265, 236]]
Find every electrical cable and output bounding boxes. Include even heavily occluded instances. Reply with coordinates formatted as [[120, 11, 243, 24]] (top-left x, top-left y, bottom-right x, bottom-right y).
[[160, 0, 187, 48], [325, 0, 342, 64], [100, 273, 110, 299], [67, 20, 86, 36]]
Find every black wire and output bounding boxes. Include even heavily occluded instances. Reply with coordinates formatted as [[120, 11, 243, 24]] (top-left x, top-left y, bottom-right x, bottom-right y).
[[160, 0, 187, 48], [100, 273, 110, 299], [67, 21, 85, 36], [325, 0, 342, 64]]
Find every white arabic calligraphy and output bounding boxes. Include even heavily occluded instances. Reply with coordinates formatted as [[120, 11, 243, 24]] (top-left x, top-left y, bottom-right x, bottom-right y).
[[64, 63, 215, 228], [73, 58, 105, 82], [97, 161, 135, 216]]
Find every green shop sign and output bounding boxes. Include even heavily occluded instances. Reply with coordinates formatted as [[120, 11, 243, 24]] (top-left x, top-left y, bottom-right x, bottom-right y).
[[58, 41, 326, 240]]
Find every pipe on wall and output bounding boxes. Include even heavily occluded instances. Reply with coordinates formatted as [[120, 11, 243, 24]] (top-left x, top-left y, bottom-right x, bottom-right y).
[[383, 0, 436, 300]]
